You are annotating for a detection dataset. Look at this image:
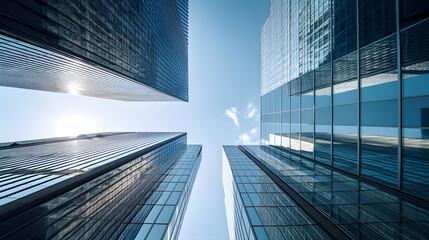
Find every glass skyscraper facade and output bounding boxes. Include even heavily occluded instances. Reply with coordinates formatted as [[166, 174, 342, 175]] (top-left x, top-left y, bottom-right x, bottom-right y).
[[0, 132, 201, 239], [0, 0, 189, 101], [224, 0, 429, 239], [260, 0, 429, 201], [223, 145, 429, 239]]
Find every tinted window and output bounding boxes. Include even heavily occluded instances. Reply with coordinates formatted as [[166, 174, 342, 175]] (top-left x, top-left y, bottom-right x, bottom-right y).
[[334, 104, 357, 125], [403, 96, 429, 127], [361, 100, 398, 126], [315, 107, 332, 125]]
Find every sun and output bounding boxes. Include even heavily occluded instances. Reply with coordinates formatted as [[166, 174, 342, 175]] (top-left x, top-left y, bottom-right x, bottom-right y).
[[56, 114, 97, 137]]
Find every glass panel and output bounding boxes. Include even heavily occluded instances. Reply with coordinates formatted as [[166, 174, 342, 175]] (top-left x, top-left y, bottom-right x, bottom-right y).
[[301, 124, 314, 159], [360, 35, 398, 102], [361, 126, 398, 186], [282, 112, 290, 124], [315, 107, 332, 125], [282, 85, 290, 111], [315, 125, 332, 165], [333, 125, 358, 174], [334, 104, 357, 125], [291, 94, 300, 110], [403, 96, 429, 128], [275, 87, 281, 112], [401, 20, 429, 97], [269, 90, 275, 113], [282, 123, 290, 149], [399, 1, 429, 28], [359, 0, 396, 47], [290, 124, 300, 153], [333, 80, 357, 105], [291, 110, 299, 124], [402, 128, 429, 200], [333, 0, 357, 59], [315, 86, 331, 107], [301, 109, 313, 125], [361, 100, 398, 127], [301, 91, 314, 109]]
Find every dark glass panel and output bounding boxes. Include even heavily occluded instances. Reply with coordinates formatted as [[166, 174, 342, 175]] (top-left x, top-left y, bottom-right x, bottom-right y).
[[315, 125, 332, 165], [301, 71, 314, 93], [401, 20, 429, 97], [290, 78, 301, 95], [399, 0, 429, 28], [333, 80, 357, 105], [301, 109, 313, 125], [315, 86, 332, 107], [290, 124, 300, 153], [361, 126, 398, 187], [333, 125, 358, 174], [275, 87, 281, 112], [281, 85, 290, 111], [301, 124, 314, 159], [282, 112, 290, 124], [301, 90, 314, 109], [360, 35, 398, 102], [334, 104, 357, 125], [315, 63, 332, 89], [333, 52, 357, 84], [402, 128, 429, 200], [315, 107, 332, 125], [333, 0, 357, 59], [361, 100, 398, 127], [403, 96, 429, 128], [291, 110, 300, 124], [359, 0, 396, 47]]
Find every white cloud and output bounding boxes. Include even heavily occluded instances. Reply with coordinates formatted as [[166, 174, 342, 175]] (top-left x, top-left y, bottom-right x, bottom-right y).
[[246, 102, 257, 119], [225, 107, 239, 127], [249, 128, 257, 134], [237, 133, 259, 145]]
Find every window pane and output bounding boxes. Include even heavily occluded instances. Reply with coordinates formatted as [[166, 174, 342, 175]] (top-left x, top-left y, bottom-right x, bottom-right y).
[[399, 1, 429, 28], [402, 128, 429, 200], [315, 107, 332, 125], [281, 123, 290, 149], [333, 125, 358, 174], [361, 100, 398, 127], [282, 85, 290, 111], [291, 110, 299, 124], [401, 20, 429, 97], [361, 126, 398, 187], [291, 94, 300, 110], [333, 0, 357, 59], [315, 87, 331, 107], [315, 125, 332, 165], [275, 87, 281, 112], [301, 124, 314, 159], [301, 91, 314, 109], [360, 35, 398, 102], [301, 109, 313, 125], [359, 0, 396, 47], [333, 80, 357, 105], [334, 104, 357, 125], [282, 112, 290, 124], [403, 96, 429, 128], [291, 124, 300, 153]]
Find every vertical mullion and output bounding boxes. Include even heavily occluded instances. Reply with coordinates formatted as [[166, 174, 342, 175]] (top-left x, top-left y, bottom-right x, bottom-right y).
[[396, 0, 402, 190], [356, 1, 362, 236], [313, 71, 316, 160], [330, 0, 334, 167]]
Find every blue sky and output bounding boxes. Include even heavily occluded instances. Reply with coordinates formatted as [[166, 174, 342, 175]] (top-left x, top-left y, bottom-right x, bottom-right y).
[[0, 1, 269, 239]]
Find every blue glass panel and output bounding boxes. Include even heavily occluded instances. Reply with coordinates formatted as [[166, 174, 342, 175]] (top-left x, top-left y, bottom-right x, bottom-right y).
[[301, 109, 313, 125], [315, 107, 332, 125], [315, 125, 332, 165], [291, 95, 300, 110], [301, 91, 314, 109], [333, 125, 358, 174], [361, 126, 398, 187], [403, 96, 429, 128], [361, 79, 398, 102], [301, 124, 314, 159], [333, 104, 357, 125], [275, 87, 281, 112], [290, 124, 300, 153], [315, 87, 331, 107], [291, 110, 299, 124], [333, 80, 357, 105], [403, 74, 429, 98], [361, 100, 398, 126], [282, 85, 290, 111], [269, 90, 275, 113], [402, 128, 429, 200], [282, 112, 290, 124]]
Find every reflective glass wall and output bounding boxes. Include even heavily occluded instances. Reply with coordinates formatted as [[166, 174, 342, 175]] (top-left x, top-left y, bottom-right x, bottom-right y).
[[261, 0, 429, 200]]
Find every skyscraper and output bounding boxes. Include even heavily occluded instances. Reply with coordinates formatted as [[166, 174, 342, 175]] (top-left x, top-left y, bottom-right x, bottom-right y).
[[0, 132, 201, 239], [224, 0, 429, 239], [0, 0, 189, 101]]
